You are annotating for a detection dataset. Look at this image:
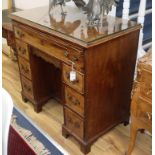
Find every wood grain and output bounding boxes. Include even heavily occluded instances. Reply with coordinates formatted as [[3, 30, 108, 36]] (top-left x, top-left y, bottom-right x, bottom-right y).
[[128, 52, 152, 155], [2, 54, 151, 155], [65, 86, 84, 117]]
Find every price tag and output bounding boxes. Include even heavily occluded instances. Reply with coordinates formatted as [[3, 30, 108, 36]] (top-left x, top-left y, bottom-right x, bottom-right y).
[[70, 71, 76, 81], [69, 61, 76, 81]]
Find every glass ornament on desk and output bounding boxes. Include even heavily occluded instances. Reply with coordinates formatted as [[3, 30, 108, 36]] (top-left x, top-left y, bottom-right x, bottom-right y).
[[48, 0, 119, 26], [83, 0, 119, 26], [49, 0, 67, 15], [48, 0, 86, 15]]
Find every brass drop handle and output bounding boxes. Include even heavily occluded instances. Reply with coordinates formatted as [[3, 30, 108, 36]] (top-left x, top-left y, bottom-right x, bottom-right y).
[[64, 51, 69, 57], [67, 94, 80, 106], [146, 112, 152, 120], [21, 65, 29, 73], [18, 47, 26, 55], [17, 30, 24, 38], [73, 99, 80, 105], [72, 56, 79, 62]]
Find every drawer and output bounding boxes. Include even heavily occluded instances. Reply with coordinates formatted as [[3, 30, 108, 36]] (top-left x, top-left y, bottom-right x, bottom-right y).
[[14, 26, 84, 71], [18, 57, 31, 80], [21, 76, 34, 100], [64, 108, 84, 139], [63, 64, 84, 93], [136, 97, 152, 124], [16, 39, 29, 60], [65, 86, 84, 117]]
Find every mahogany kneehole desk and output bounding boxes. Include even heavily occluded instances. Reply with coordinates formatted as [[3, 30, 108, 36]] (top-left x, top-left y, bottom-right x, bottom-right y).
[[10, 6, 141, 154]]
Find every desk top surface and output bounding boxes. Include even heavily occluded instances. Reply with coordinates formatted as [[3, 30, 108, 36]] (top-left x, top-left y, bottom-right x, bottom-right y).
[[10, 6, 140, 47]]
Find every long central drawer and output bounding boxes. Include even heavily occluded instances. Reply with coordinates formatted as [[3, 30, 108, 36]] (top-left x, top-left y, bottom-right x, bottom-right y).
[[14, 26, 84, 71]]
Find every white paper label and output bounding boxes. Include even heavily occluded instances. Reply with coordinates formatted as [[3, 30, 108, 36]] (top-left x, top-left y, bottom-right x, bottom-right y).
[[70, 71, 76, 81]]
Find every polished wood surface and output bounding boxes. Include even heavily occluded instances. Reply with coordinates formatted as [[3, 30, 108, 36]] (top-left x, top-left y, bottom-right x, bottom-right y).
[[10, 6, 141, 47], [84, 30, 139, 143], [64, 107, 84, 139], [10, 7, 141, 153], [2, 54, 152, 155], [128, 51, 152, 155]]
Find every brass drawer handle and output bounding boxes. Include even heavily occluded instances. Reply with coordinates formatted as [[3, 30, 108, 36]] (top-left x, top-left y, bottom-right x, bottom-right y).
[[74, 99, 80, 105], [146, 112, 152, 120], [72, 56, 79, 62], [16, 30, 25, 38], [64, 51, 69, 57], [21, 65, 29, 74], [67, 94, 80, 106], [18, 47, 26, 55]]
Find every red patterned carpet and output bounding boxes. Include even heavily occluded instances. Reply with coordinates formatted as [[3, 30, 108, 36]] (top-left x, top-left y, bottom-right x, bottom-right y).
[[8, 126, 36, 155]]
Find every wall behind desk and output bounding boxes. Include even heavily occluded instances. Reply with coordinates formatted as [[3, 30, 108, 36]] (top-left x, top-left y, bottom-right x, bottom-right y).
[[15, 0, 49, 9], [3, 0, 88, 10]]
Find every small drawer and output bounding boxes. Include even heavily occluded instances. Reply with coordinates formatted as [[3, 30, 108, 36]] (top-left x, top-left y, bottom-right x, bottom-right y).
[[137, 97, 152, 124], [63, 64, 84, 94], [16, 39, 29, 60], [18, 57, 31, 80], [21, 76, 34, 100], [64, 107, 84, 139], [14, 26, 25, 39], [65, 86, 84, 117]]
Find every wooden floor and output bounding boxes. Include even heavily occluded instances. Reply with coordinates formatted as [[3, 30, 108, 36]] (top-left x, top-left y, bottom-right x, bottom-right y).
[[2, 54, 152, 155]]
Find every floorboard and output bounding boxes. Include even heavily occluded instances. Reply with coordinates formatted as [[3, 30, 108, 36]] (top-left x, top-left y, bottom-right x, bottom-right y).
[[2, 54, 152, 155]]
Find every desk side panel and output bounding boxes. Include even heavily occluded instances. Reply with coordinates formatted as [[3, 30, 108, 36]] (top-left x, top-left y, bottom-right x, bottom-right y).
[[84, 29, 140, 141]]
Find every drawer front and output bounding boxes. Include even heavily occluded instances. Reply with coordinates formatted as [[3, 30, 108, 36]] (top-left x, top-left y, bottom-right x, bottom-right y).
[[16, 39, 29, 60], [65, 86, 84, 117], [21, 76, 34, 100], [137, 97, 152, 124], [65, 108, 84, 139], [63, 64, 84, 93], [18, 57, 31, 80], [14, 26, 84, 71]]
